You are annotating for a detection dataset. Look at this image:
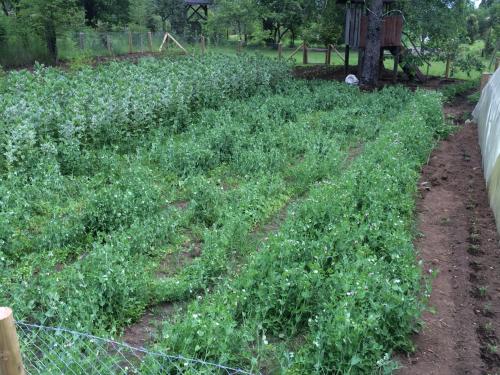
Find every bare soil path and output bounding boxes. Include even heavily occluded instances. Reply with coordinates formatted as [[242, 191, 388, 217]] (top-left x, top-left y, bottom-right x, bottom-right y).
[[398, 93, 500, 375]]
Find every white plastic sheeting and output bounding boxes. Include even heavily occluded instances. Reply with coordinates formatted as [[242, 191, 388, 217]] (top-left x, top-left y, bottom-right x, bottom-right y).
[[473, 69, 500, 233]]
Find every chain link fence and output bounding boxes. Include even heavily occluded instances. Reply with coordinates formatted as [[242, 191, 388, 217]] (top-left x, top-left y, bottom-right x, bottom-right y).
[[16, 322, 254, 375]]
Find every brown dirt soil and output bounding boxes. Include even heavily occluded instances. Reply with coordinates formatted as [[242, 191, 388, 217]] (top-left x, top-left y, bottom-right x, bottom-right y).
[[397, 93, 500, 374], [122, 302, 180, 348], [292, 65, 463, 90]]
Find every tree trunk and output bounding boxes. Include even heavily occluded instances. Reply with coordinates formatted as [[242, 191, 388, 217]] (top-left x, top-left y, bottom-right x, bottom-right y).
[[82, 0, 98, 27], [360, 0, 384, 87], [1, 0, 10, 16], [45, 21, 58, 63]]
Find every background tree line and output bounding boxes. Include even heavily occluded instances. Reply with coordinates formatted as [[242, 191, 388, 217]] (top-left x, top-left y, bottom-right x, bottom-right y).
[[0, 0, 498, 69]]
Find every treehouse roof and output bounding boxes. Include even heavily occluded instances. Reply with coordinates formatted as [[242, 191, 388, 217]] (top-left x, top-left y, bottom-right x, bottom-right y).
[[185, 0, 213, 5], [337, 0, 395, 4]]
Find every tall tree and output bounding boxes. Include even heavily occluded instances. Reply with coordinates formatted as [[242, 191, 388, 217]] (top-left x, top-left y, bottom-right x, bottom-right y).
[[129, 0, 155, 29], [360, 0, 384, 86], [79, 0, 130, 27], [154, 0, 186, 33], [259, 0, 303, 44], [0, 0, 17, 16], [206, 0, 260, 41], [301, 0, 343, 46], [18, 0, 84, 62]]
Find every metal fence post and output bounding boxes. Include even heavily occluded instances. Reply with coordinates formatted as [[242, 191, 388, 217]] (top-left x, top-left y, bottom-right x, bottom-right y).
[[0, 307, 25, 375]]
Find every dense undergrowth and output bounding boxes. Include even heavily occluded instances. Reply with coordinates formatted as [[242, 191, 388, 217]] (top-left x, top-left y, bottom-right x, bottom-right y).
[[1, 54, 447, 373]]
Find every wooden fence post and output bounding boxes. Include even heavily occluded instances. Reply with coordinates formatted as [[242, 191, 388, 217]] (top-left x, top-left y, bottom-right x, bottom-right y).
[[481, 72, 493, 90], [0, 307, 25, 375], [392, 47, 400, 83], [128, 31, 133, 54], [148, 32, 153, 52], [79, 32, 85, 50], [278, 42, 283, 60], [445, 56, 451, 79], [159, 32, 170, 52], [200, 35, 206, 55], [326, 44, 332, 65], [106, 34, 112, 54], [302, 42, 308, 65]]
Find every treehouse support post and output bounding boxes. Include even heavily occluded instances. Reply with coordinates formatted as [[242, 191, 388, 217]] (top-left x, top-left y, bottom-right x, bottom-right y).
[[344, 45, 350, 74], [392, 47, 399, 82]]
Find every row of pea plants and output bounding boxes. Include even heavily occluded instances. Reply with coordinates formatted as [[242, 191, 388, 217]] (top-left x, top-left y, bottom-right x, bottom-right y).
[[2, 72, 389, 333], [145, 88, 448, 374], [0, 54, 288, 176]]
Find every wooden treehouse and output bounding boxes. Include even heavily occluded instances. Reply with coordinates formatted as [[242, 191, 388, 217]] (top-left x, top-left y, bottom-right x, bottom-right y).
[[339, 0, 426, 81], [185, 0, 213, 35]]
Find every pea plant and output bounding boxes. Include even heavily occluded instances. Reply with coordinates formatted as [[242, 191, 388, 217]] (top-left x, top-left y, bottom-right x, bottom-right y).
[[0, 54, 446, 373]]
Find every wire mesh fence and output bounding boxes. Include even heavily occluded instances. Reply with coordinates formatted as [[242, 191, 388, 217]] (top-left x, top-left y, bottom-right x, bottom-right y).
[[16, 322, 254, 375], [59, 31, 182, 58]]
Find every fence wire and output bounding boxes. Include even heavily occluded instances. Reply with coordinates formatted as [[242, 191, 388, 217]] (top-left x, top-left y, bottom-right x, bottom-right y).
[[16, 322, 254, 375]]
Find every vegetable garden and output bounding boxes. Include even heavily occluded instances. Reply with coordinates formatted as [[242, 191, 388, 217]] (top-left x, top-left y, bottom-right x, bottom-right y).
[[0, 54, 448, 373]]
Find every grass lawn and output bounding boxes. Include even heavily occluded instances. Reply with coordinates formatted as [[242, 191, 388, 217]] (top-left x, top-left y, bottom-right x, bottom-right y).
[[194, 39, 494, 81]]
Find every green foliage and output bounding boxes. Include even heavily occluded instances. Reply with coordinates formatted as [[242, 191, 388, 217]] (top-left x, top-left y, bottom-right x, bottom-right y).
[[453, 52, 485, 77], [150, 87, 444, 373], [154, 0, 186, 34], [440, 79, 479, 102], [2, 54, 446, 372], [466, 13, 479, 43], [79, 0, 131, 27], [467, 90, 481, 104], [17, 0, 84, 61], [204, 0, 261, 42]]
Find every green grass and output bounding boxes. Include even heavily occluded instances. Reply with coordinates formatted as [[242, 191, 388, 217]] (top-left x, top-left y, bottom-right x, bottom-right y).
[[199, 39, 493, 81]]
